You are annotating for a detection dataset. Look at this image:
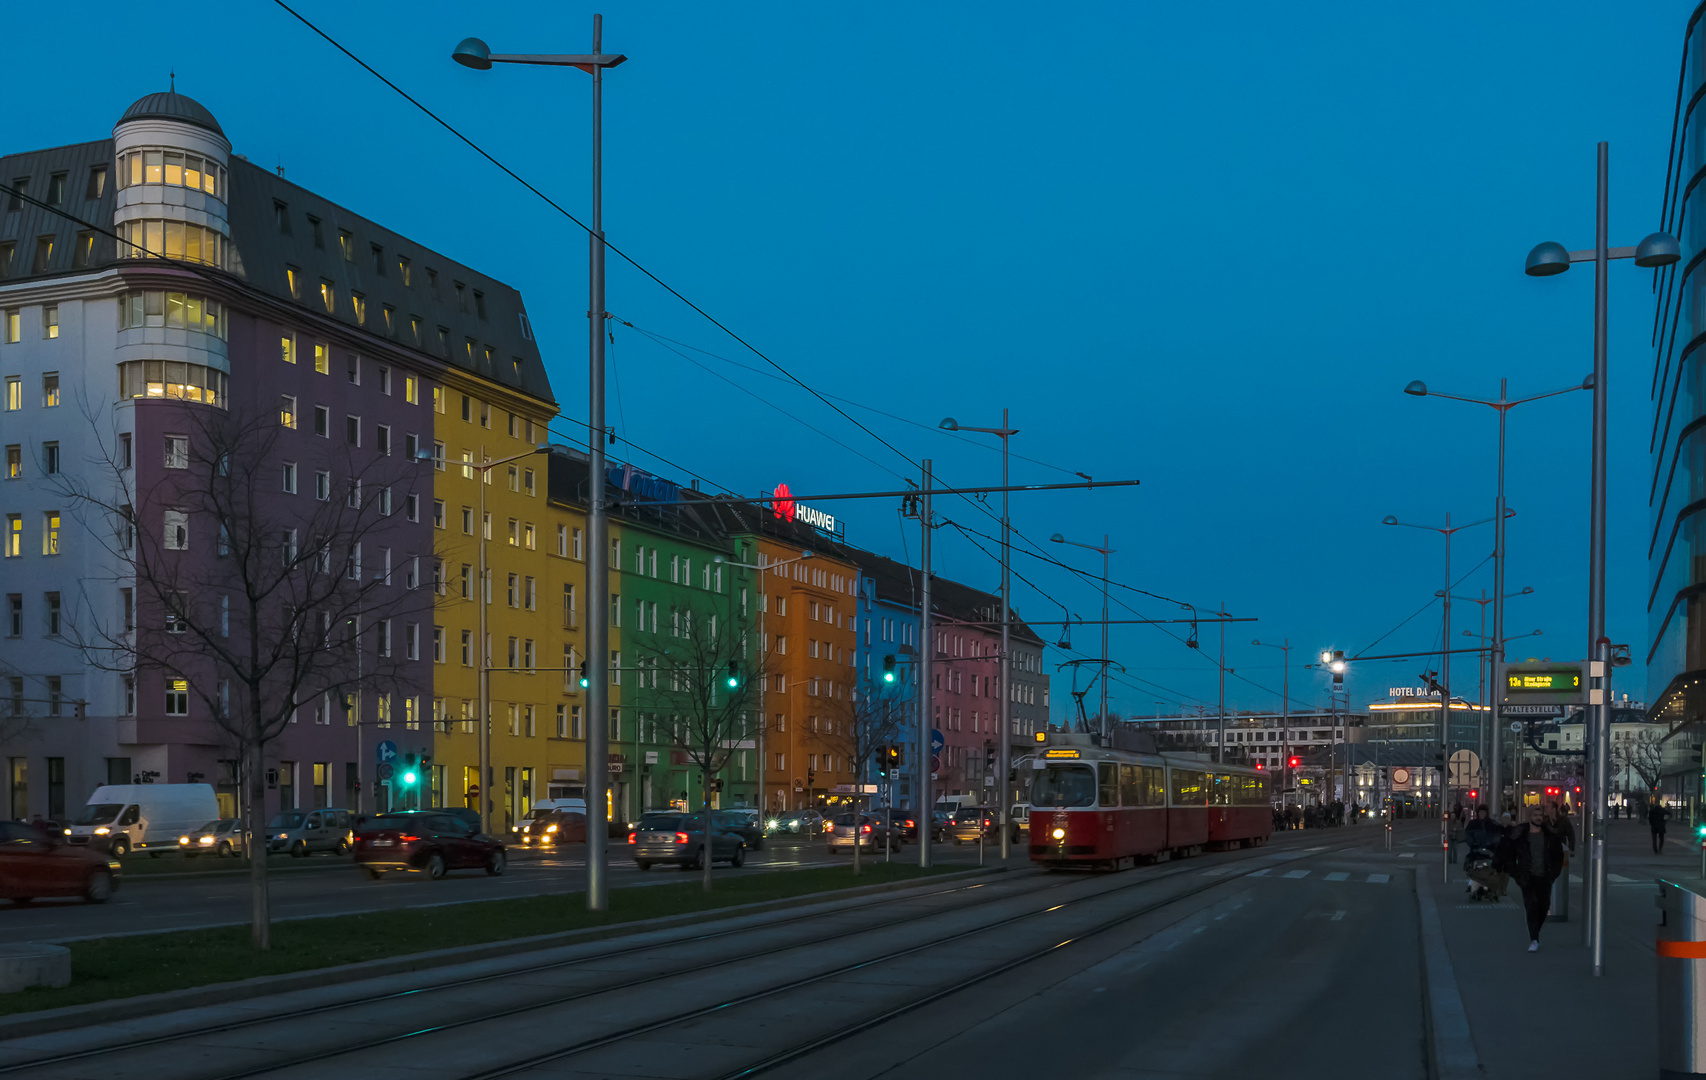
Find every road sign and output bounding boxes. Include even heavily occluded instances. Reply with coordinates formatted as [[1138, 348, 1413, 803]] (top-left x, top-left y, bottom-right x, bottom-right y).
[[377, 763, 394, 781], [1510, 721, 1524, 732], [609, 762, 625, 774], [931, 755, 941, 774], [375, 740, 399, 764], [1504, 704, 1564, 717], [831, 783, 879, 794], [1448, 750, 1479, 787], [930, 728, 944, 754], [983, 775, 994, 786], [793, 777, 804, 791]]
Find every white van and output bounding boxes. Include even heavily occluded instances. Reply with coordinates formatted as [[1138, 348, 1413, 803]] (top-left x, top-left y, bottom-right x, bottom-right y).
[[65, 784, 221, 857]]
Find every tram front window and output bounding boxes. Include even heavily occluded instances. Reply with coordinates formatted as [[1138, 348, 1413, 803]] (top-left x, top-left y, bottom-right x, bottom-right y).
[[1031, 764, 1096, 808]]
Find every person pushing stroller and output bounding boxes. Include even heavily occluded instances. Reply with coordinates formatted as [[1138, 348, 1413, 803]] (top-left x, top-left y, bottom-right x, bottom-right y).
[[1463, 806, 1508, 901]]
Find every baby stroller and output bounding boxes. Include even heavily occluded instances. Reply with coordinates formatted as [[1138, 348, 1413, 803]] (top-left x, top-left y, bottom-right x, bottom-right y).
[[1463, 831, 1508, 901]]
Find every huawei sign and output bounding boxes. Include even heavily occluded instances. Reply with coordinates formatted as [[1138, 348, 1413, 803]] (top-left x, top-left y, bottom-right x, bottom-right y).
[[771, 483, 837, 533], [771, 483, 797, 523]]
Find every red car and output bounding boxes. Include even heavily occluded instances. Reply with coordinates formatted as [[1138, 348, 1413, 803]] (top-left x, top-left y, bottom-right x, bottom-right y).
[[0, 821, 121, 903], [353, 810, 506, 880]]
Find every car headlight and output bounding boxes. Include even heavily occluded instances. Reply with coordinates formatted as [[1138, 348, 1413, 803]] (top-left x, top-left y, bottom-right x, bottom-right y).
[[546, 824, 558, 833], [94, 827, 110, 836], [179, 836, 190, 845], [277, 833, 289, 840], [199, 836, 215, 845], [1051, 827, 1066, 840], [63, 828, 71, 836]]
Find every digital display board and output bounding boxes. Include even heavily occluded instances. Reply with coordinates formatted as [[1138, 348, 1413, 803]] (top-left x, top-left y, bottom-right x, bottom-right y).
[[1506, 670, 1581, 693], [1501, 662, 1587, 706]]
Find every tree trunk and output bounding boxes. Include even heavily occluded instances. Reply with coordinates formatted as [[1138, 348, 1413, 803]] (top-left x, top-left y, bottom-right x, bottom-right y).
[[245, 736, 270, 949], [852, 793, 862, 877], [701, 767, 714, 893]]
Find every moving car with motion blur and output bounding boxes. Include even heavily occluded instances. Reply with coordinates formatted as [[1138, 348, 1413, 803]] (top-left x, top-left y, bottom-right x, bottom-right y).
[[266, 808, 354, 857], [827, 813, 900, 854], [178, 818, 246, 858], [714, 808, 765, 851], [949, 806, 997, 845], [0, 821, 121, 903], [629, 811, 747, 870], [518, 809, 587, 848], [353, 810, 506, 880], [766, 808, 824, 836]]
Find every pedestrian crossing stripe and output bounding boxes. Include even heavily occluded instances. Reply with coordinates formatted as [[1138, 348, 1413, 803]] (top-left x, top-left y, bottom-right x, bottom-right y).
[[1202, 868, 1391, 884], [1608, 874, 1635, 883], [1368, 873, 1390, 883], [1247, 868, 1271, 877], [1325, 872, 1349, 881], [1282, 869, 1311, 879]]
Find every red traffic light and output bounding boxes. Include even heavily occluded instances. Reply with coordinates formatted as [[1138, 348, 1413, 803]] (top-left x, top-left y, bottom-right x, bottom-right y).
[[1288, 756, 1301, 769], [1468, 789, 1479, 799], [1253, 762, 1264, 770]]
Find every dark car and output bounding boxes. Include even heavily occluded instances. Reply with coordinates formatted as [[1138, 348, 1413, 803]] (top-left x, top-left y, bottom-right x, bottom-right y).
[[767, 808, 825, 836], [353, 811, 505, 880], [629, 811, 746, 870], [425, 806, 482, 831], [871, 807, 940, 843], [519, 809, 587, 848], [714, 809, 765, 851], [0, 821, 121, 903], [949, 806, 997, 845]]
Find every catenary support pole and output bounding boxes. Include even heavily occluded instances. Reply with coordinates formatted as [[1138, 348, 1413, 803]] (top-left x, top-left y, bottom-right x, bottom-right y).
[[1584, 141, 1610, 959], [584, 12, 611, 913], [998, 411, 1011, 860], [918, 459, 934, 869]]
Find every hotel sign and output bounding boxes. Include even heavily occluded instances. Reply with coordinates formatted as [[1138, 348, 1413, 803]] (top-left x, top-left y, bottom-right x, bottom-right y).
[[772, 483, 843, 537]]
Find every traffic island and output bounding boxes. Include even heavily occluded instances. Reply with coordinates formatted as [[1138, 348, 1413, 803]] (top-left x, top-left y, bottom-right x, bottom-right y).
[[0, 861, 980, 1027], [0, 944, 70, 993]]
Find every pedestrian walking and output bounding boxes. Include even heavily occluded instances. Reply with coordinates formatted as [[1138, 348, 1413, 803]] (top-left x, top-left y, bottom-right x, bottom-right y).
[[1650, 802, 1672, 854], [1496, 806, 1567, 951]]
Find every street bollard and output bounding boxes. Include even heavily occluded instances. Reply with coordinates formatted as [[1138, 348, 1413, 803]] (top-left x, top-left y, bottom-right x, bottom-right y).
[[1656, 879, 1706, 1077]]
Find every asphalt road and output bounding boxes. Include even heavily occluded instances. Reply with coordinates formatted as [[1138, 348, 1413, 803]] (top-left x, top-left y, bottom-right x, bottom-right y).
[[0, 833, 1011, 944], [0, 824, 1429, 1080]]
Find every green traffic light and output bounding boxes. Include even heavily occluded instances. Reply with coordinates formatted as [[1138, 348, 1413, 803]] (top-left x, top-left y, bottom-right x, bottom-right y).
[[402, 770, 418, 786], [883, 671, 895, 683]]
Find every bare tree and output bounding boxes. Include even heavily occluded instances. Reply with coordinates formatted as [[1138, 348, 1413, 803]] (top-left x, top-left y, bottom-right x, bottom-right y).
[[638, 598, 765, 893], [1613, 729, 1665, 797], [819, 683, 907, 874], [54, 399, 432, 948]]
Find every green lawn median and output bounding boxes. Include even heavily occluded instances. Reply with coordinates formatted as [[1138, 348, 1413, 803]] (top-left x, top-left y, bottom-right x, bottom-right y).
[[1, 861, 960, 1016]]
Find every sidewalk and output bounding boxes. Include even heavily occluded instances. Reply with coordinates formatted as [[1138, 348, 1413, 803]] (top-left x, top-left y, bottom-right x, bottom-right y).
[[1421, 818, 1680, 1079]]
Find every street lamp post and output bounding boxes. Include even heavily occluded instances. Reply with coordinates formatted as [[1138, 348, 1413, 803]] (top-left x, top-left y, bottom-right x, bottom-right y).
[[1383, 511, 1497, 882], [1452, 586, 1534, 788], [452, 18, 627, 911], [1404, 378, 1586, 823], [1252, 639, 1290, 795], [1525, 143, 1680, 975], [942, 414, 1019, 860]]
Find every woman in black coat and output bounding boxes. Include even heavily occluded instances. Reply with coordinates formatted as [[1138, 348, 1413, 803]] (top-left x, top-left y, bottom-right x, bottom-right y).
[[1496, 806, 1567, 951]]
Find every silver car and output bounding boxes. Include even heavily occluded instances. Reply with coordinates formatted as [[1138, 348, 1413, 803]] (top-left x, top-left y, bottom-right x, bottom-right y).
[[629, 812, 746, 870], [267, 808, 354, 857], [178, 818, 247, 858], [827, 813, 900, 853]]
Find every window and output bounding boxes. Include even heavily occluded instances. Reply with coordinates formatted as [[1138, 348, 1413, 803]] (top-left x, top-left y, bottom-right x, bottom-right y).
[[281, 462, 297, 493], [461, 507, 474, 535], [460, 630, 473, 666], [6, 308, 19, 343], [4, 377, 17, 410], [45, 172, 65, 205], [315, 470, 331, 501], [376, 425, 390, 456], [5, 595, 18, 635], [117, 360, 226, 407], [563, 584, 577, 629], [117, 149, 224, 195], [45, 592, 60, 635], [71, 231, 94, 269], [274, 201, 290, 234], [164, 435, 188, 469], [115, 219, 226, 267], [397, 256, 411, 285], [338, 230, 354, 261], [319, 280, 334, 313], [313, 406, 329, 437], [405, 375, 419, 404], [33, 235, 55, 273], [351, 293, 366, 326], [121, 588, 133, 631], [313, 343, 329, 374], [377, 366, 391, 395], [41, 373, 57, 407], [165, 678, 189, 716], [42, 306, 57, 339], [280, 395, 297, 429], [286, 266, 301, 299], [346, 479, 361, 509], [474, 290, 487, 320], [432, 499, 445, 528], [86, 165, 107, 200], [524, 468, 535, 496], [4, 445, 17, 479], [41, 442, 58, 475], [556, 525, 568, 557], [163, 510, 188, 550], [6, 515, 19, 557]]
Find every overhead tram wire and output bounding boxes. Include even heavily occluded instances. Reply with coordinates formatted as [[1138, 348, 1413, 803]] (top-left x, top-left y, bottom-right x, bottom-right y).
[[1352, 554, 1492, 658]]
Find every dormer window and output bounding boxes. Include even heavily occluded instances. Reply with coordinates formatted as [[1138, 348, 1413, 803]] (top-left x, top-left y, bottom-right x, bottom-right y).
[[274, 202, 290, 234], [338, 230, 354, 261]]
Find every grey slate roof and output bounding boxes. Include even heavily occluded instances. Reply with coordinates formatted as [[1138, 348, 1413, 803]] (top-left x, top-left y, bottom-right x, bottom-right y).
[[118, 92, 225, 137]]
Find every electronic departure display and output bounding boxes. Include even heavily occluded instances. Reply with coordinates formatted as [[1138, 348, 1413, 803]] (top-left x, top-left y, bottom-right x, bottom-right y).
[[1506, 670, 1581, 693]]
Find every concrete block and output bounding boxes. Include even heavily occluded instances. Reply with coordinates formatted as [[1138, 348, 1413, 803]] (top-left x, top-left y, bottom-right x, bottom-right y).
[[0, 943, 71, 993]]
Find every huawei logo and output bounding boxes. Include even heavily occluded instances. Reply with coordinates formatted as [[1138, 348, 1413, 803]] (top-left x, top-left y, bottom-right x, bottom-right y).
[[772, 483, 796, 523]]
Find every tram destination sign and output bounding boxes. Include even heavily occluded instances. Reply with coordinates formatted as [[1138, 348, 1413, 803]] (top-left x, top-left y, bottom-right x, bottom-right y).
[[1502, 662, 1586, 707]]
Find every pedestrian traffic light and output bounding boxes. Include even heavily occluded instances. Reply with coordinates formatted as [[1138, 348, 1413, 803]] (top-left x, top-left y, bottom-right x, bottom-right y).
[[725, 661, 740, 689], [882, 655, 896, 683], [578, 660, 589, 689]]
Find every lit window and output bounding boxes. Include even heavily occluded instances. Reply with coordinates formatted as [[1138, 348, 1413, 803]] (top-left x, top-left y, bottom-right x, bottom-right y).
[[280, 395, 297, 429], [286, 266, 301, 299], [118, 361, 226, 408], [42, 306, 57, 339], [41, 512, 59, 555], [41, 373, 59, 407], [320, 281, 335, 314]]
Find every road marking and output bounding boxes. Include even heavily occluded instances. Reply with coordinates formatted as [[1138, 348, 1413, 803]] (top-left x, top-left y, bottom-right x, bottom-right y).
[[1609, 874, 1635, 883], [1324, 872, 1349, 881], [1330, 910, 1346, 922], [1247, 868, 1272, 877], [1367, 873, 1391, 884], [1399, 853, 1416, 858], [1201, 867, 1240, 877], [1282, 869, 1311, 879]]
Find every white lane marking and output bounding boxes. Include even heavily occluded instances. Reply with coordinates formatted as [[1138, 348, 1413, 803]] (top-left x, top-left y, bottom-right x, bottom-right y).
[[1608, 874, 1635, 883], [1399, 853, 1416, 858], [1367, 873, 1391, 884], [1330, 910, 1346, 922], [1324, 872, 1349, 881], [1282, 869, 1310, 879], [1201, 867, 1240, 877], [1247, 868, 1272, 877]]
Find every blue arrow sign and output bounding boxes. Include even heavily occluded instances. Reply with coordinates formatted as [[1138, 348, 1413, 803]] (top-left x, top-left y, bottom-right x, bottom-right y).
[[376, 740, 399, 764], [930, 728, 944, 755]]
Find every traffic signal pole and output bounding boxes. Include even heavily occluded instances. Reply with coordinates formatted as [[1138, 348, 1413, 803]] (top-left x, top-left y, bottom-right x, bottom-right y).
[[918, 460, 934, 870]]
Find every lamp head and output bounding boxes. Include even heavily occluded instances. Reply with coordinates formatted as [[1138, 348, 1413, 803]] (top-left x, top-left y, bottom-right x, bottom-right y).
[[1381, 515, 1398, 525], [1582, 372, 1596, 391], [800, 550, 814, 559], [1525, 241, 1572, 277], [451, 37, 493, 70], [1635, 232, 1682, 268], [1049, 533, 1066, 543], [1403, 380, 1428, 397], [713, 555, 726, 564], [939, 418, 959, 431], [1521, 586, 1534, 595]]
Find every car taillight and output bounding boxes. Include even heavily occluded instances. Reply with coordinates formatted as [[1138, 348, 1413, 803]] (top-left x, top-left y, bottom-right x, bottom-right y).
[[399, 834, 420, 843], [627, 831, 637, 844], [862, 824, 871, 834], [905, 820, 914, 828], [676, 832, 689, 844]]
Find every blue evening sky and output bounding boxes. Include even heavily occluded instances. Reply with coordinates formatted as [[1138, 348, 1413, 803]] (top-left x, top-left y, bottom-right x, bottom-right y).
[[5, 2, 1687, 722]]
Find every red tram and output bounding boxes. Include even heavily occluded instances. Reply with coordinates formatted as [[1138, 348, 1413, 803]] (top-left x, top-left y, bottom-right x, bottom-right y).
[[1027, 733, 1271, 870]]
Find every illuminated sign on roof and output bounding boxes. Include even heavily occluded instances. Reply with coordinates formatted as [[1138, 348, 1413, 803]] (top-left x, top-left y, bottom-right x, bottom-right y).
[[772, 483, 841, 536]]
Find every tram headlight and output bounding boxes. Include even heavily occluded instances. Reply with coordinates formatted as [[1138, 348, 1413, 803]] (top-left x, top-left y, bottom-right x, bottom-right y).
[[1051, 827, 1066, 840]]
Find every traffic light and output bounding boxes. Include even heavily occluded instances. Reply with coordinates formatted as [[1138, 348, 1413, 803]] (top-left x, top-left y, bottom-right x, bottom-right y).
[[887, 745, 902, 769], [1468, 789, 1479, 801], [877, 748, 889, 779], [807, 768, 816, 788], [1254, 761, 1264, 770], [725, 661, 740, 689], [984, 742, 996, 773], [1288, 756, 1301, 770], [1696, 822, 1706, 843], [882, 655, 896, 683], [578, 660, 589, 689], [1331, 650, 1345, 689], [400, 753, 419, 788]]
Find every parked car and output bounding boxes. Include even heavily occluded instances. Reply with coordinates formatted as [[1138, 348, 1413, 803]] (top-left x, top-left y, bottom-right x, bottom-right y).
[[64, 784, 220, 857], [266, 808, 354, 857], [178, 818, 247, 858], [714, 809, 765, 851], [0, 821, 121, 903], [1009, 802, 1030, 843], [353, 810, 506, 880], [629, 811, 746, 870], [949, 806, 997, 845], [767, 808, 825, 836], [828, 813, 900, 853], [518, 809, 587, 848]]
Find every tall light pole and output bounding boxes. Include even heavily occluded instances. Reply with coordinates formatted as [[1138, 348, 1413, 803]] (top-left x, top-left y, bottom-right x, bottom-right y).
[[1383, 511, 1497, 882], [1525, 144, 1680, 975], [916, 460, 935, 869], [1452, 585, 1534, 789], [1049, 532, 1114, 741], [453, 19, 627, 911], [942, 413, 1019, 859], [1403, 378, 1586, 821], [1252, 639, 1289, 794]]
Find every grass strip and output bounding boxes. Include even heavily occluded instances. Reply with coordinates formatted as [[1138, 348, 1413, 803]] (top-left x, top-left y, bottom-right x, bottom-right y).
[[0, 862, 954, 1015]]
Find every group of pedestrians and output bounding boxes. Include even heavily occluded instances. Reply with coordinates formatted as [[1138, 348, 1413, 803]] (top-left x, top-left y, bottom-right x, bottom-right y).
[[1271, 800, 1358, 831], [1457, 802, 1576, 953]]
